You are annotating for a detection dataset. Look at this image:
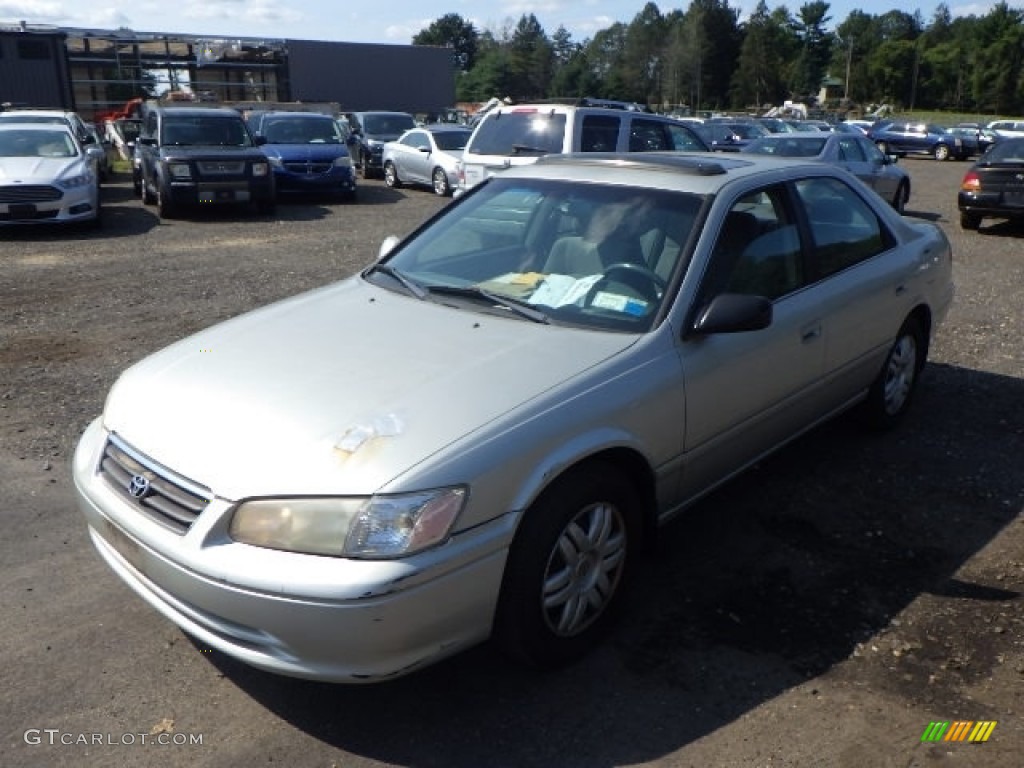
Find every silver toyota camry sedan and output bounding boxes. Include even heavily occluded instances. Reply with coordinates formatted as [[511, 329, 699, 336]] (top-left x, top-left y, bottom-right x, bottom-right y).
[[74, 152, 954, 682]]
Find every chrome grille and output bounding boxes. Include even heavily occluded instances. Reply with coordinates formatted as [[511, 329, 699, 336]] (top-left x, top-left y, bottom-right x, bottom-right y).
[[284, 161, 333, 174], [0, 185, 62, 203], [99, 435, 211, 534], [196, 161, 245, 175]]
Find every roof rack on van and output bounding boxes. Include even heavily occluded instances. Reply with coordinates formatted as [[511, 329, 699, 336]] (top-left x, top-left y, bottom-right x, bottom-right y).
[[528, 97, 652, 113]]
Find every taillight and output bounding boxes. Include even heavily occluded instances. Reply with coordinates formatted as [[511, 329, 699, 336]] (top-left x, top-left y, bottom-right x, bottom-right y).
[[961, 171, 981, 191]]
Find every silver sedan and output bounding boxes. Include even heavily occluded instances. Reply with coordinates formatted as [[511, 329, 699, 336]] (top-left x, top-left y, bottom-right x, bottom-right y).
[[74, 152, 953, 682], [742, 132, 911, 212], [382, 124, 471, 196]]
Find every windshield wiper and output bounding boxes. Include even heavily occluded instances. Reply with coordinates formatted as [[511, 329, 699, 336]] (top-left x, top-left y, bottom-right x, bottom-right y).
[[427, 285, 551, 324], [510, 144, 551, 155], [365, 263, 427, 299]]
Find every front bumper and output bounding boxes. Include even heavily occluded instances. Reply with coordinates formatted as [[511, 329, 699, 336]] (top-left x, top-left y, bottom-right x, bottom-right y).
[[73, 418, 514, 682], [0, 185, 98, 224], [273, 166, 357, 195], [167, 178, 275, 206]]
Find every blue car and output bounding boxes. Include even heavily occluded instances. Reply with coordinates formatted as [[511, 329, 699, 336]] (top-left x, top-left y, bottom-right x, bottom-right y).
[[866, 120, 969, 161], [248, 111, 357, 200]]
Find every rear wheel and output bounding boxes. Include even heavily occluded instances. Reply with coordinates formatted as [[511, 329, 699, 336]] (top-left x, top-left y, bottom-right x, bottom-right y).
[[892, 181, 908, 213], [960, 211, 982, 230], [862, 316, 925, 430], [432, 167, 451, 196], [495, 463, 640, 668]]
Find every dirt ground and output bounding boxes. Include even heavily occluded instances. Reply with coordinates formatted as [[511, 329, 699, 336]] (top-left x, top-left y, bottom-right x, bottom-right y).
[[1, 159, 1022, 768]]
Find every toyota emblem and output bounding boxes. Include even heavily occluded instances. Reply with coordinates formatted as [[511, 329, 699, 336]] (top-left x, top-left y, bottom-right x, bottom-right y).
[[128, 474, 151, 499]]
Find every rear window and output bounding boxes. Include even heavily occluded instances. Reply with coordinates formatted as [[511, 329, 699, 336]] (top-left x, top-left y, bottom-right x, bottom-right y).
[[466, 111, 567, 156], [362, 114, 415, 135]]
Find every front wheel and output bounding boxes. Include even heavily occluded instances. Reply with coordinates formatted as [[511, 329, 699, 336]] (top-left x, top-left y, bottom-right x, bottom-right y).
[[933, 143, 951, 161], [495, 463, 640, 668], [432, 166, 451, 196], [156, 181, 176, 219], [862, 316, 925, 430], [383, 161, 402, 188]]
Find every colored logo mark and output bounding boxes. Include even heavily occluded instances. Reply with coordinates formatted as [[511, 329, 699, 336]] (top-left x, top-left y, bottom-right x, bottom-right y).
[[921, 721, 997, 743]]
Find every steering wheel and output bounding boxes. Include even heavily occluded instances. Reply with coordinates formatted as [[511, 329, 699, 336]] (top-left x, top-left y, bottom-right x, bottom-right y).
[[588, 262, 667, 305]]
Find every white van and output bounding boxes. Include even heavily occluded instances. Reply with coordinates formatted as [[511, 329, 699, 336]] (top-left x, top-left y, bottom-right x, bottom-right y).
[[455, 102, 709, 195]]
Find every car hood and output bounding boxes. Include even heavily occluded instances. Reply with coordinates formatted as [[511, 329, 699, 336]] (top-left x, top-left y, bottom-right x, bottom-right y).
[[0, 156, 84, 181], [262, 144, 349, 161], [103, 278, 636, 499]]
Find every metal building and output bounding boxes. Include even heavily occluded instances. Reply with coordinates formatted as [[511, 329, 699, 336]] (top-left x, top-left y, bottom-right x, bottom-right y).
[[0, 23, 455, 120]]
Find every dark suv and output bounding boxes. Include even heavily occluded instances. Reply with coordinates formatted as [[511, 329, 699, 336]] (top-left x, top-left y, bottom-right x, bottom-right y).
[[136, 104, 276, 218], [345, 111, 416, 178]]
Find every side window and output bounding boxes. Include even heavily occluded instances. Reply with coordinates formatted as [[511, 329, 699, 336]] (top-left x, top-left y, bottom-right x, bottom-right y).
[[700, 185, 803, 302], [579, 115, 620, 152], [628, 119, 670, 151], [837, 137, 865, 162], [795, 177, 891, 279], [666, 123, 706, 151]]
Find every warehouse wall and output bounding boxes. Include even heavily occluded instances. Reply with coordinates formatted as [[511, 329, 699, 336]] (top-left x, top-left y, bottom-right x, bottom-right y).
[[285, 40, 455, 113], [0, 31, 74, 110]]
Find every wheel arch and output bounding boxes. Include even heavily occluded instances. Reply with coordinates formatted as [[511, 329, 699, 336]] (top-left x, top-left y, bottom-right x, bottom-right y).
[[516, 445, 659, 550]]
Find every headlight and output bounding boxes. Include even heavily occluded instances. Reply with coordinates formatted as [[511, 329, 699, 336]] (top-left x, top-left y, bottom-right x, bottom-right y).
[[333, 156, 353, 168], [168, 162, 192, 179], [252, 162, 270, 177], [229, 486, 466, 559], [267, 156, 283, 168], [58, 171, 95, 189]]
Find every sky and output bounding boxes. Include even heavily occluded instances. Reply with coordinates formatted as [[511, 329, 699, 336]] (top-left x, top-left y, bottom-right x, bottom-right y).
[[1, 0, 1022, 46]]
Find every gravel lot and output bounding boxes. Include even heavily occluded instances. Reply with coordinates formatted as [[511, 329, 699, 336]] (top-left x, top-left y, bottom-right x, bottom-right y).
[[2, 159, 1022, 768]]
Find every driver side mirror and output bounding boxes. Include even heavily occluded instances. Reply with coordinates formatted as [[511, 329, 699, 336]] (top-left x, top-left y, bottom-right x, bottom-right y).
[[691, 293, 772, 335]]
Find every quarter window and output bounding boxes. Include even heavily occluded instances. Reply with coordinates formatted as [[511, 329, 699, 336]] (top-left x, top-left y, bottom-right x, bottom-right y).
[[580, 115, 620, 152]]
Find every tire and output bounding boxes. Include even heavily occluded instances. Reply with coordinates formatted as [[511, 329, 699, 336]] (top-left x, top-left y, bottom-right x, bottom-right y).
[[960, 212, 982, 230], [892, 181, 908, 213], [361, 152, 374, 179], [432, 166, 451, 196], [933, 143, 950, 161], [141, 175, 156, 205], [156, 181, 176, 219], [383, 161, 402, 188], [495, 463, 641, 668], [255, 199, 276, 216], [862, 316, 925, 430]]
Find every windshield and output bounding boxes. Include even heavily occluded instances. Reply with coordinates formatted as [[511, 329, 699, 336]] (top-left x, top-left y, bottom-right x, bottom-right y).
[[362, 114, 416, 135], [263, 117, 343, 144], [432, 130, 471, 151], [371, 178, 704, 333], [162, 117, 252, 147], [0, 128, 78, 158], [745, 137, 827, 157]]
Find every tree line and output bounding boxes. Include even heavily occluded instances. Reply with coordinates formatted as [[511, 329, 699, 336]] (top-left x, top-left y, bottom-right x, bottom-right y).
[[412, 1, 1024, 116]]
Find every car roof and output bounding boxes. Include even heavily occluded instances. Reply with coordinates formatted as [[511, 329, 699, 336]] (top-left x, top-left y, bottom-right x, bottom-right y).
[[504, 151, 830, 195], [0, 108, 77, 117], [153, 106, 243, 118], [0, 122, 75, 132]]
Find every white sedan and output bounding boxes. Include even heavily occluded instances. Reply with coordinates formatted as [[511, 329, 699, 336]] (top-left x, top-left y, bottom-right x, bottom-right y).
[[0, 123, 101, 227], [382, 124, 472, 196]]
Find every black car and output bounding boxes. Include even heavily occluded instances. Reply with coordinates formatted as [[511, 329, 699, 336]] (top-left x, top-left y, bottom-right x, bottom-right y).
[[135, 104, 276, 219], [866, 120, 969, 161], [345, 111, 416, 179], [957, 137, 1024, 230]]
